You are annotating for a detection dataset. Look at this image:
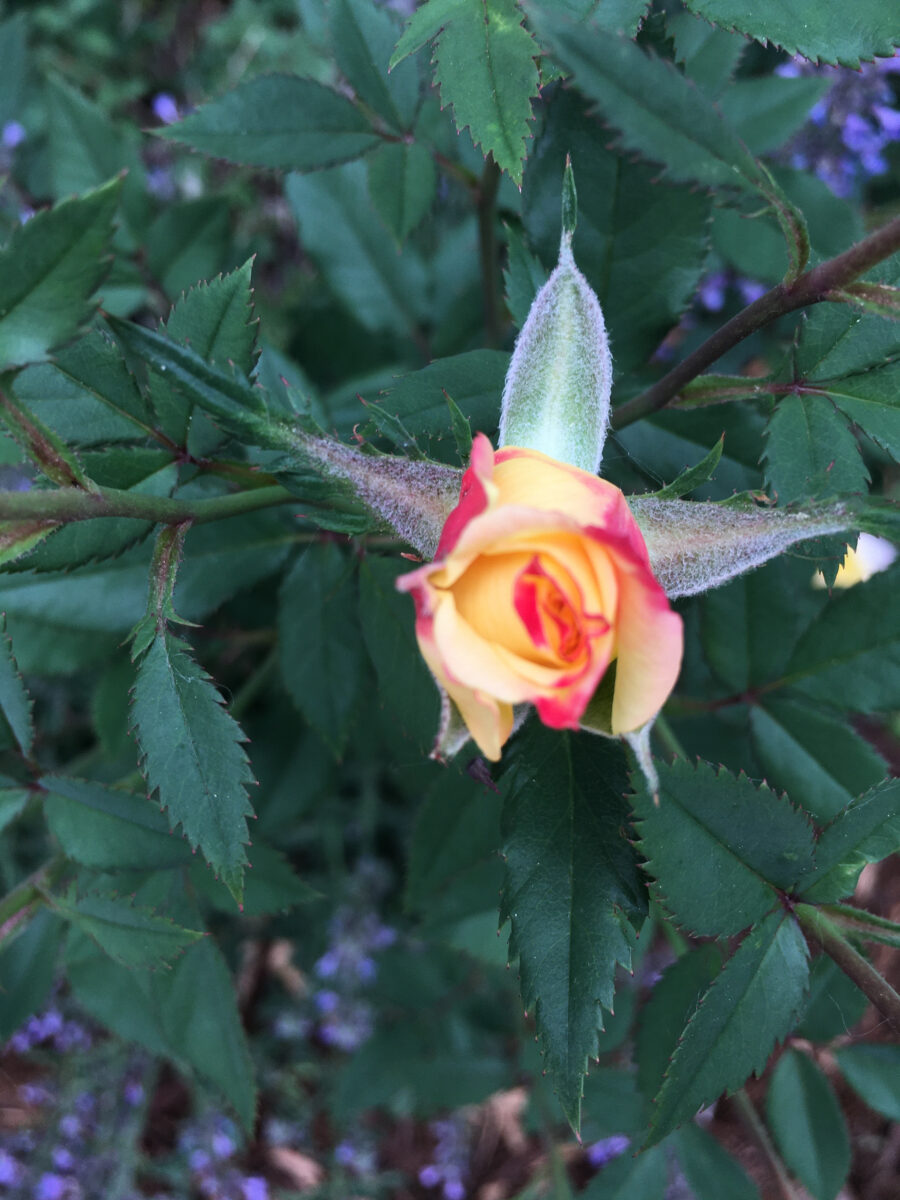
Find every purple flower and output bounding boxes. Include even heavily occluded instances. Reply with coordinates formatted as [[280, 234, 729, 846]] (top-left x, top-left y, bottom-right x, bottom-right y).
[[736, 278, 767, 306], [123, 1080, 145, 1107], [36, 1174, 68, 1200], [0, 1150, 21, 1185], [314, 949, 340, 979], [698, 273, 727, 313], [59, 1115, 82, 1139], [2, 120, 25, 148], [587, 1134, 631, 1168], [242, 1178, 269, 1200], [152, 93, 180, 124], [51, 1146, 76, 1170], [211, 1130, 236, 1160], [873, 103, 900, 137], [420, 1165, 442, 1187], [314, 990, 340, 1014]]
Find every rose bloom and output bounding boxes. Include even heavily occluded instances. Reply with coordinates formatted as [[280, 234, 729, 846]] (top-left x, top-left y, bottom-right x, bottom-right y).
[[397, 434, 683, 761]]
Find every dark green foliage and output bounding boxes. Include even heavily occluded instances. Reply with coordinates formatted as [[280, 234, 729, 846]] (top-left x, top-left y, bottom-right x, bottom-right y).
[[835, 1044, 900, 1121], [162, 75, 381, 169], [684, 0, 900, 67], [131, 632, 256, 903], [766, 1050, 851, 1200], [646, 912, 809, 1146], [633, 759, 816, 937], [0, 179, 121, 369], [278, 544, 366, 755], [500, 726, 646, 1128]]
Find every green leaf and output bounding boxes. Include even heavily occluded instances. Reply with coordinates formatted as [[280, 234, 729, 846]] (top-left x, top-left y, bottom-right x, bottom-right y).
[[796, 777, 900, 902], [144, 198, 231, 302], [0, 15, 27, 129], [391, 0, 466, 65], [367, 142, 437, 244], [42, 775, 192, 870], [67, 931, 257, 1130], [581, 1146, 667, 1200], [160, 74, 380, 169], [646, 911, 809, 1147], [500, 726, 646, 1130], [0, 177, 121, 369], [796, 956, 867, 1042], [0, 910, 63, 1040], [683, 0, 900, 67], [158, 938, 256, 1129], [51, 327, 155, 435], [131, 631, 255, 902], [286, 162, 429, 338], [358, 555, 441, 752], [0, 511, 292, 644], [784, 566, 900, 713], [46, 890, 203, 969], [794, 257, 900, 381], [632, 759, 816, 937], [0, 387, 92, 488], [652, 436, 724, 499], [149, 260, 259, 442], [503, 224, 549, 329], [750, 699, 887, 822], [434, 0, 539, 184], [764, 395, 868, 503], [669, 10, 746, 97], [835, 1044, 900, 1121], [701, 557, 828, 695], [0, 613, 33, 756], [370, 349, 507, 461], [673, 1123, 761, 1200], [817, 362, 900, 461], [330, 0, 420, 131], [278, 544, 365, 755], [406, 764, 502, 911], [107, 316, 279, 449], [766, 1049, 850, 1200], [334, 1022, 513, 1119], [0, 786, 28, 832], [45, 77, 148, 234], [717, 76, 832, 156], [527, 14, 807, 277], [636, 944, 724, 1104], [190, 841, 321, 916], [522, 90, 711, 373], [166, 259, 258, 376]]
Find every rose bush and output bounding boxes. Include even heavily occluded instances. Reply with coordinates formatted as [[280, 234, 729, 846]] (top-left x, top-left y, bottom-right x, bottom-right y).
[[397, 434, 684, 760]]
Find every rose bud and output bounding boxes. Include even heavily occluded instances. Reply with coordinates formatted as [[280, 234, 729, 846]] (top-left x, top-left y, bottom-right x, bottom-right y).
[[397, 433, 683, 761]]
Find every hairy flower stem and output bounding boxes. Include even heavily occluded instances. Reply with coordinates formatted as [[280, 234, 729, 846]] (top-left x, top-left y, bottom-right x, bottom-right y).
[[477, 156, 503, 349], [612, 213, 900, 430], [0, 482, 294, 525], [796, 904, 900, 1036]]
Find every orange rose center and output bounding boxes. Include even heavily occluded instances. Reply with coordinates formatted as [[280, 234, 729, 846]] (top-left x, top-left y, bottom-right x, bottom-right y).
[[449, 549, 609, 670], [514, 555, 609, 664]]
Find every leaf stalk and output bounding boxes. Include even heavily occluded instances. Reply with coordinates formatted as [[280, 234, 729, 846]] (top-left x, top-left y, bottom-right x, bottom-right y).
[[613, 213, 900, 430]]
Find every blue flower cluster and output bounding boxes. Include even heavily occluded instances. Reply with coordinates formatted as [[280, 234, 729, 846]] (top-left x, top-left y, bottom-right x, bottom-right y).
[[418, 1117, 470, 1200], [177, 1112, 267, 1200], [273, 859, 396, 1054], [777, 53, 900, 195], [0, 1030, 151, 1200]]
